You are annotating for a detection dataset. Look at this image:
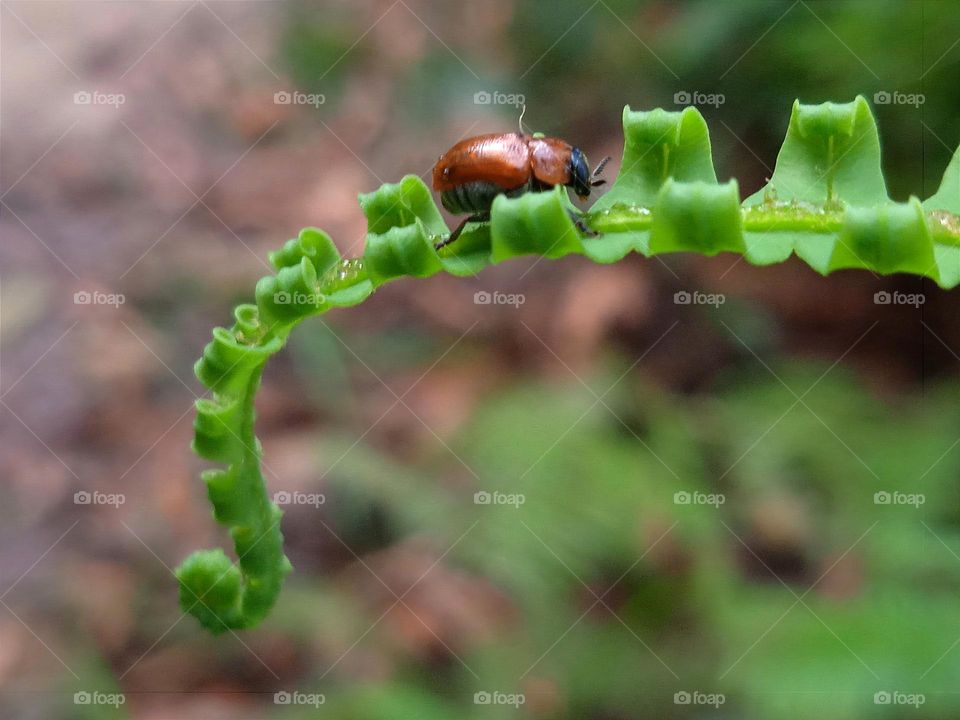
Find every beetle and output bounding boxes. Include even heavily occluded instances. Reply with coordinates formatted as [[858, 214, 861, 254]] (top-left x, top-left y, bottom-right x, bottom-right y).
[[431, 132, 610, 249]]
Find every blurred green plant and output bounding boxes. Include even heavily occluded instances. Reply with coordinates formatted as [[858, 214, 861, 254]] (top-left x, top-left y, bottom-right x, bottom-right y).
[[272, 366, 960, 720], [176, 97, 960, 634]]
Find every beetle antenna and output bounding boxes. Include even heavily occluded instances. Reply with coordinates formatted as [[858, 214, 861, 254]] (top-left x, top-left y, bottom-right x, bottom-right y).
[[518, 104, 527, 136], [591, 156, 612, 180]]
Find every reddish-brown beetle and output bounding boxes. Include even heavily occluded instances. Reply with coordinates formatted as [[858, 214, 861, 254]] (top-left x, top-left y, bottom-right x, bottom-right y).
[[431, 131, 609, 249]]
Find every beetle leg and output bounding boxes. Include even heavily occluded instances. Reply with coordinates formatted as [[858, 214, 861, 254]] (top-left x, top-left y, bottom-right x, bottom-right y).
[[434, 214, 488, 251], [434, 217, 471, 251], [568, 209, 599, 237]]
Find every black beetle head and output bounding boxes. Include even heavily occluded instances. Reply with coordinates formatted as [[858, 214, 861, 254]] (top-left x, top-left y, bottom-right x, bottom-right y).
[[568, 147, 611, 201], [569, 146, 592, 200]]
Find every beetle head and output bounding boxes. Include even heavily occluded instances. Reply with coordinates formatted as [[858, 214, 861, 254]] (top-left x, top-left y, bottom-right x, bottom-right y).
[[569, 147, 610, 201], [569, 147, 592, 200]]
